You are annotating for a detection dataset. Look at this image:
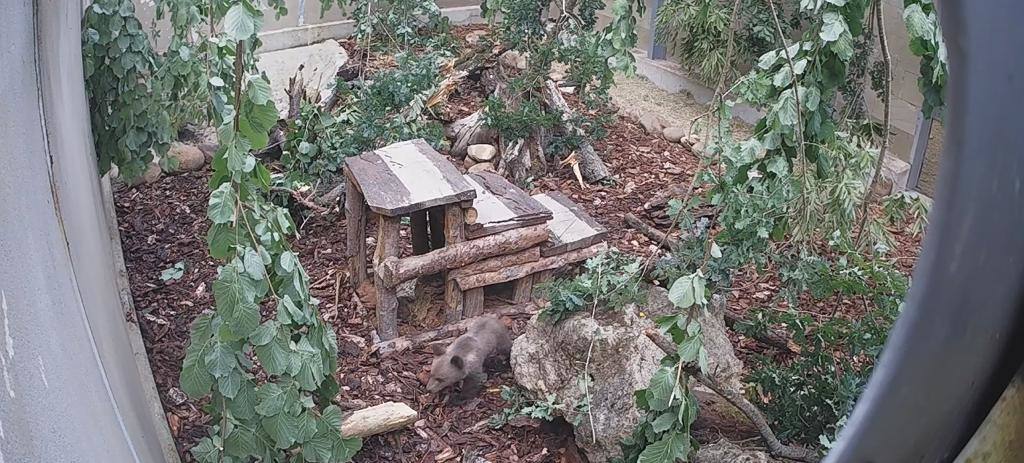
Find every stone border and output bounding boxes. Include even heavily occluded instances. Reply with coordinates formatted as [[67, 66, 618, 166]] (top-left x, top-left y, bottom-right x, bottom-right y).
[[101, 175, 183, 463]]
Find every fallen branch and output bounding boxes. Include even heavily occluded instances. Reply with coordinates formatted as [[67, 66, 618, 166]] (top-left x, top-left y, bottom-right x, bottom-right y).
[[373, 302, 538, 355], [341, 401, 418, 438], [644, 329, 819, 463], [854, 0, 893, 245], [723, 309, 801, 355], [625, 213, 680, 251], [542, 80, 609, 183], [271, 187, 329, 213]]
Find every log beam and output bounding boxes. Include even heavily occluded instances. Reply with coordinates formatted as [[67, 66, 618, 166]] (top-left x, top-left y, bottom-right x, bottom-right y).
[[377, 224, 550, 288], [455, 242, 607, 290], [341, 401, 418, 438], [375, 215, 401, 340], [448, 246, 541, 281]]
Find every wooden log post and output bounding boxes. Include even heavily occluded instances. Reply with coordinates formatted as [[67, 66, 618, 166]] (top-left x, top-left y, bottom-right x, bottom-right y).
[[375, 215, 402, 340], [341, 402, 418, 438], [463, 287, 485, 318], [428, 206, 446, 251], [376, 224, 550, 288], [344, 173, 368, 286], [444, 204, 467, 323], [455, 242, 607, 290], [512, 276, 533, 304], [410, 211, 430, 255], [542, 80, 609, 182]]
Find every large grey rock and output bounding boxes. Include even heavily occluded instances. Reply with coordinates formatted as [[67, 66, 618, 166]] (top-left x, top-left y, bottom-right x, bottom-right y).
[[511, 307, 663, 462], [510, 285, 748, 462], [695, 439, 777, 463], [645, 286, 746, 395], [256, 40, 349, 117], [639, 114, 666, 136]]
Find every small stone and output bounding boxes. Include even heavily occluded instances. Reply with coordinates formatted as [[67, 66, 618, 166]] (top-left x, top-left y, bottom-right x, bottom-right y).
[[499, 50, 528, 70], [166, 142, 206, 172], [559, 86, 576, 94], [129, 162, 162, 186], [467, 144, 497, 162], [468, 162, 495, 173], [663, 126, 686, 143], [167, 387, 188, 406], [639, 114, 665, 135], [622, 108, 642, 123], [465, 31, 485, 46], [463, 156, 477, 169], [198, 143, 218, 162]]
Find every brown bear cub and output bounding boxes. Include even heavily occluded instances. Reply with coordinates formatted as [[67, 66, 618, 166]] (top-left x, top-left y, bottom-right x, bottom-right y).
[[426, 315, 512, 400]]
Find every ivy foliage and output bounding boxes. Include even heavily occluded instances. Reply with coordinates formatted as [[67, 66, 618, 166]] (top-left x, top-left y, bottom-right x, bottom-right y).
[[319, 0, 449, 50], [902, 0, 947, 118], [178, 2, 360, 461], [480, 0, 644, 159], [281, 50, 450, 182], [83, 0, 173, 180]]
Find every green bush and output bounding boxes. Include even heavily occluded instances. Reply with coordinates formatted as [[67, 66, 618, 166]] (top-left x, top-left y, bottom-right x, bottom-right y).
[[736, 253, 908, 448], [538, 250, 646, 323]]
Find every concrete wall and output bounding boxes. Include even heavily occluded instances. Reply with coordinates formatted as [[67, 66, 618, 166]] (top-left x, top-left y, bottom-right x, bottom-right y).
[[1, 0, 178, 461], [134, 0, 483, 52]]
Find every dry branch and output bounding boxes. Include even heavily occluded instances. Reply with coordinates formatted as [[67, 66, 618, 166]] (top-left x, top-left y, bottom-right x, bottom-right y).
[[644, 329, 819, 463], [376, 224, 550, 288], [374, 303, 539, 355], [625, 213, 680, 251], [723, 310, 801, 355], [341, 401, 418, 438], [542, 80, 609, 183]]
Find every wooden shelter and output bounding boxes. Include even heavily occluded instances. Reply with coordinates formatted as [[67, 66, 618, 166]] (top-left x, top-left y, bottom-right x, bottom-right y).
[[344, 139, 608, 341]]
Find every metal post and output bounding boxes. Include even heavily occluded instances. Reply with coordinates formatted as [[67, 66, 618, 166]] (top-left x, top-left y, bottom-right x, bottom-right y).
[[649, 0, 667, 60]]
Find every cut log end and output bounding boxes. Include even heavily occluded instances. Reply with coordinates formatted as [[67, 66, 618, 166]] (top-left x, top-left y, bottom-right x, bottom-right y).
[[464, 206, 479, 225]]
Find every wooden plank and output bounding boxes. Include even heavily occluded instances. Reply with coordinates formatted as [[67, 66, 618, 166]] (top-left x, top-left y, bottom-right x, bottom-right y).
[[448, 247, 541, 281], [464, 172, 552, 239], [376, 224, 550, 288], [345, 139, 476, 216], [375, 215, 402, 340], [344, 172, 368, 285], [455, 242, 608, 290], [463, 287, 485, 318], [411, 210, 430, 255], [444, 204, 466, 323], [533, 191, 608, 256]]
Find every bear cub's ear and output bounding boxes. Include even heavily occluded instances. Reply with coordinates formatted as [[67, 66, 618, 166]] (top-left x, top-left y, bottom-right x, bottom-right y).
[[449, 355, 464, 370], [431, 343, 447, 356]]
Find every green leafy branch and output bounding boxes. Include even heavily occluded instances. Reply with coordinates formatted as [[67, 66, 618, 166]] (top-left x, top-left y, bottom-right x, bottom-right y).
[[901, 0, 947, 119], [178, 2, 360, 462]]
